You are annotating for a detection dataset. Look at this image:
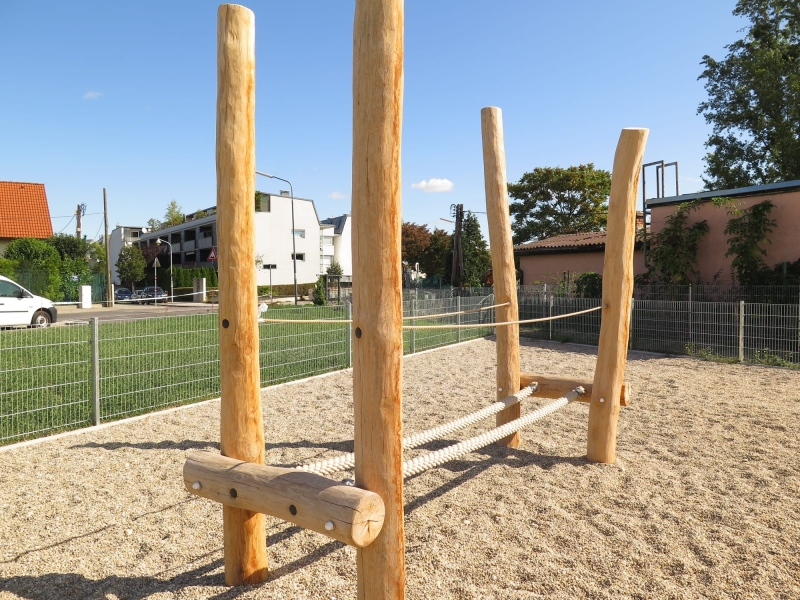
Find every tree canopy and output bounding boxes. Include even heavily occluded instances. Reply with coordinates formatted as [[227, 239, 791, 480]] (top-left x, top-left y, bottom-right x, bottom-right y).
[[698, 0, 800, 189], [460, 212, 491, 287], [116, 245, 146, 288], [508, 164, 611, 244], [147, 200, 185, 231], [401, 222, 431, 267]]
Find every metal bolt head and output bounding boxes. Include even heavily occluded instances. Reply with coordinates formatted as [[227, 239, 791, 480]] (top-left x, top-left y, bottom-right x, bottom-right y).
[[192, 481, 202, 490], [325, 520, 335, 531], [599, 397, 605, 403], [342, 478, 355, 487]]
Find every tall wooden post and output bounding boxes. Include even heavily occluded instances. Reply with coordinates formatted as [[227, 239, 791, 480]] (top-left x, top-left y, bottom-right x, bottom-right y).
[[481, 107, 521, 447], [352, 0, 406, 597], [587, 128, 648, 464], [216, 4, 268, 585]]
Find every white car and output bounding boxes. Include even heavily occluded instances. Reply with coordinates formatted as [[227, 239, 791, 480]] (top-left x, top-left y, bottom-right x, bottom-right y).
[[0, 275, 58, 327]]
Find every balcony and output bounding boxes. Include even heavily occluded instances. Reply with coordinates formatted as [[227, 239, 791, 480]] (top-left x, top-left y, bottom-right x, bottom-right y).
[[183, 240, 196, 251], [198, 237, 213, 249]]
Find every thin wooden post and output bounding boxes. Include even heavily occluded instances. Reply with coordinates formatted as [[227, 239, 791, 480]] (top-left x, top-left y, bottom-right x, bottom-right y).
[[587, 128, 648, 464], [216, 4, 267, 586], [352, 0, 406, 597], [481, 107, 521, 447]]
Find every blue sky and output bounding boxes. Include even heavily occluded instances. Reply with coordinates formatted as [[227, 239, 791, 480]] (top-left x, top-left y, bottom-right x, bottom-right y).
[[0, 1, 743, 241]]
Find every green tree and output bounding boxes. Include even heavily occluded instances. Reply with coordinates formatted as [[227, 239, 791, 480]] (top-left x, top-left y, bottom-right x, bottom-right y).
[[698, 1, 800, 189], [313, 276, 327, 305], [420, 227, 452, 279], [147, 218, 161, 231], [643, 202, 709, 285], [461, 212, 491, 287], [724, 199, 777, 284], [46, 234, 90, 261], [2, 238, 62, 299], [164, 200, 184, 228], [326, 260, 343, 276], [508, 164, 611, 244], [116, 245, 146, 289]]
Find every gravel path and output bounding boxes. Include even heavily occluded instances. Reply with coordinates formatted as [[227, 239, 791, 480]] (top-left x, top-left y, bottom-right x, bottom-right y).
[[1, 338, 799, 599]]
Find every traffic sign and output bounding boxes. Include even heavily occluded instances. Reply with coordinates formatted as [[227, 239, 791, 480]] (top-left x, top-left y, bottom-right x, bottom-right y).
[[208, 247, 218, 261], [153, 257, 161, 268]]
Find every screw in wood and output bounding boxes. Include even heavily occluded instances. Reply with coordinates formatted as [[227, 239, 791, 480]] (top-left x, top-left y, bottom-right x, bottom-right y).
[[599, 397, 605, 403], [324, 520, 335, 531], [355, 327, 362, 338], [289, 504, 298, 515], [192, 481, 202, 490], [229, 488, 237, 498], [222, 319, 229, 328]]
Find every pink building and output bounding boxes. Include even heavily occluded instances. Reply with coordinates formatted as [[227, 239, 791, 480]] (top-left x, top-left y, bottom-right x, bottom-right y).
[[646, 180, 800, 284], [515, 213, 646, 285]]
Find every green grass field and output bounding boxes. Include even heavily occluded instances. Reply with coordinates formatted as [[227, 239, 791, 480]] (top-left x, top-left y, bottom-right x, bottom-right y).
[[0, 303, 492, 445]]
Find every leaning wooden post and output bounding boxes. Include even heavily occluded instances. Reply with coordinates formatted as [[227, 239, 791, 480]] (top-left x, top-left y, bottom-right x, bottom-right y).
[[352, 0, 406, 598], [481, 107, 521, 447], [587, 128, 648, 464], [216, 4, 268, 585]]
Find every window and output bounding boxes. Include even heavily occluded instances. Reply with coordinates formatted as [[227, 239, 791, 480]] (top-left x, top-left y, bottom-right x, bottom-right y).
[[293, 229, 305, 238], [322, 236, 333, 246], [0, 280, 22, 298], [130, 230, 140, 238], [291, 253, 305, 261]]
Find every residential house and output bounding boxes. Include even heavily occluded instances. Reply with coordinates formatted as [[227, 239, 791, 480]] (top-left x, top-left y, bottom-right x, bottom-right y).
[[0, 181, 53, 254], [515, 212, 646, 285]]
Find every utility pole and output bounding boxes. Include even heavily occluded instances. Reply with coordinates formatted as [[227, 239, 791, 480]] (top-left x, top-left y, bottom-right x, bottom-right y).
[[76, 204, 83, 239], [104, 189, 114, 307]]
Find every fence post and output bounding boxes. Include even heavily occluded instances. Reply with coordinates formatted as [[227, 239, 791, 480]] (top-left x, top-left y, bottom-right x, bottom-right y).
[[688, 284, 693, 346], [90, 317, 100, 426], [628, 299, 634, 350], [346, 301, 353, 367], [456, 295, 462, 343], [410, 299, 416, 354], [548, 294, 554, 340], [739, 300, 745, 363]]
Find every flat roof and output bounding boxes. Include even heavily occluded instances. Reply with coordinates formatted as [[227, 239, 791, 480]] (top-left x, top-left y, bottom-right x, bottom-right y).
[[648, 179, 800, 207]]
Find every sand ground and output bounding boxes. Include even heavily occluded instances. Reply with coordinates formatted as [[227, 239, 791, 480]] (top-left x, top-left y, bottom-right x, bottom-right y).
[[1, 338, 798, 599]]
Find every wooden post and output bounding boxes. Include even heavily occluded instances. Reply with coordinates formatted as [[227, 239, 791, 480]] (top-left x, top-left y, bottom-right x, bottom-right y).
[[587, 128, 648, 464], [481, 107, 521, 447], [352, 0, 406, 597], [216, 4, 267, 585]]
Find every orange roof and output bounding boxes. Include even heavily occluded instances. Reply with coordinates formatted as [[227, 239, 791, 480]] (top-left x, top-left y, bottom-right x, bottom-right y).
[[0, 181, 53, 240]]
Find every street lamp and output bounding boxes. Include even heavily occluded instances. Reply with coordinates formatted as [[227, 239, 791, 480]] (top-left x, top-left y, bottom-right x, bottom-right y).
[[157, 238, 174, 303], [256, 171, 298, 305]]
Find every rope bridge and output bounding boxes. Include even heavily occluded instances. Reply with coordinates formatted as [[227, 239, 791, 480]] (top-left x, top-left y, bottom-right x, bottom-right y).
[[296, 385, 584, 478], [259, 305, 602, 328]]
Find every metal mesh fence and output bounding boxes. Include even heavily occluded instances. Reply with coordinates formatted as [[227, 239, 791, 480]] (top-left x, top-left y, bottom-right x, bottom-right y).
[[0, 325, 91, 443], [3, 288, 799, 446]]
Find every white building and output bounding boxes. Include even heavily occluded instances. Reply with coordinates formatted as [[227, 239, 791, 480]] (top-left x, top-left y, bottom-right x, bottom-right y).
[[108, 225, 148, 285], [109, 193, 351, 288]]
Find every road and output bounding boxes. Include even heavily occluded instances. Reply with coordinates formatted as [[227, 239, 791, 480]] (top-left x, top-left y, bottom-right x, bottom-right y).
[[56, 302, 220, 323]]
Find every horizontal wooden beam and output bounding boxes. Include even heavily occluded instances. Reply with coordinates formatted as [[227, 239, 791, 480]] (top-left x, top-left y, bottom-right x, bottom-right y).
[[184, 451, 385, 548], [520, 373, 630, 407]]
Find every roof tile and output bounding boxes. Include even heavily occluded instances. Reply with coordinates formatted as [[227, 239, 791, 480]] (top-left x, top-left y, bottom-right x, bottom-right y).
[[0, 182, 54, 240]]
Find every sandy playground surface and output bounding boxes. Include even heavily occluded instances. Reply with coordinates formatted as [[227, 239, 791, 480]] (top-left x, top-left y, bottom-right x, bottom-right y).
[[1, 337, 799, 599]]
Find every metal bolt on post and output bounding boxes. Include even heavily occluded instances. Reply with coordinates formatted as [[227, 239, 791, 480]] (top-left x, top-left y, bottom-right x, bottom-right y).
[[410, 298, 417, 354], [90, 317, 101, 426], [346, 301, 353, 368], [456, 296, 462, 343], [739, 300, 745, 363]]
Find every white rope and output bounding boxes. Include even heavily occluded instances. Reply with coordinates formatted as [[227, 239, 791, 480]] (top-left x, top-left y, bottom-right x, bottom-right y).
[[259, 305, 601, 327], [402, 387, 584, 477], [258, 301, 507, 325], [402, 306, 602, 329], [296, 384, 538, 476]]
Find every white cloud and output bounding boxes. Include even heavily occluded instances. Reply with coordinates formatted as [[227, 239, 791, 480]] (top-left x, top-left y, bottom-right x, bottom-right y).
[[83, 91, 104, 100], [411, 178, 454, 193], [328, 191, 346, 199]]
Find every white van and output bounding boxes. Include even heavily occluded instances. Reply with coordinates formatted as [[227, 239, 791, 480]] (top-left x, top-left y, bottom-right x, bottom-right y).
[[0, 275, 58, 327]]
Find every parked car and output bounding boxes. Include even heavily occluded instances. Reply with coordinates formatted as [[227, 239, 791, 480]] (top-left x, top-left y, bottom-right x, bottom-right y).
[[140, 286, 168, 304], [115, 287, 133, 302], [0, 275, 58, 327], [131, 290, 146, 304]]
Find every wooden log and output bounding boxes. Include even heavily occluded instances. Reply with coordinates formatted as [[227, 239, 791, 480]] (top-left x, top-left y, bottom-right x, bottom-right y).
[[184, 452, 385, 548], [587, 128, 648, 464], [481, 106, 521, 448], [352, 0, 406, 597], [519, 373, 630, 406], [216, 4, 267, 585]]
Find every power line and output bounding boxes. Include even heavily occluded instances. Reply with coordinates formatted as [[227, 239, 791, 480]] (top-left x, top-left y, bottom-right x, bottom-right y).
[[58, 215, 75, 233]]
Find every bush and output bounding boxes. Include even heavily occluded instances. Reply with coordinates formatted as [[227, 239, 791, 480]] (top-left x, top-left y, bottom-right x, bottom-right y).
[[574, 272, 603, 298], [313, 276, 327, 305]]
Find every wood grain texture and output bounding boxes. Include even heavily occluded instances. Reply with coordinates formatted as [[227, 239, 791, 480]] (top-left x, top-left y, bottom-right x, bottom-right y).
[[352, 0, 406, 597], [215, 4, 267, 585], [481, 107, 521, 447], [184, 452, 385, 548], [519, 373, 630, 406], [587, 128, 648, 464]]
